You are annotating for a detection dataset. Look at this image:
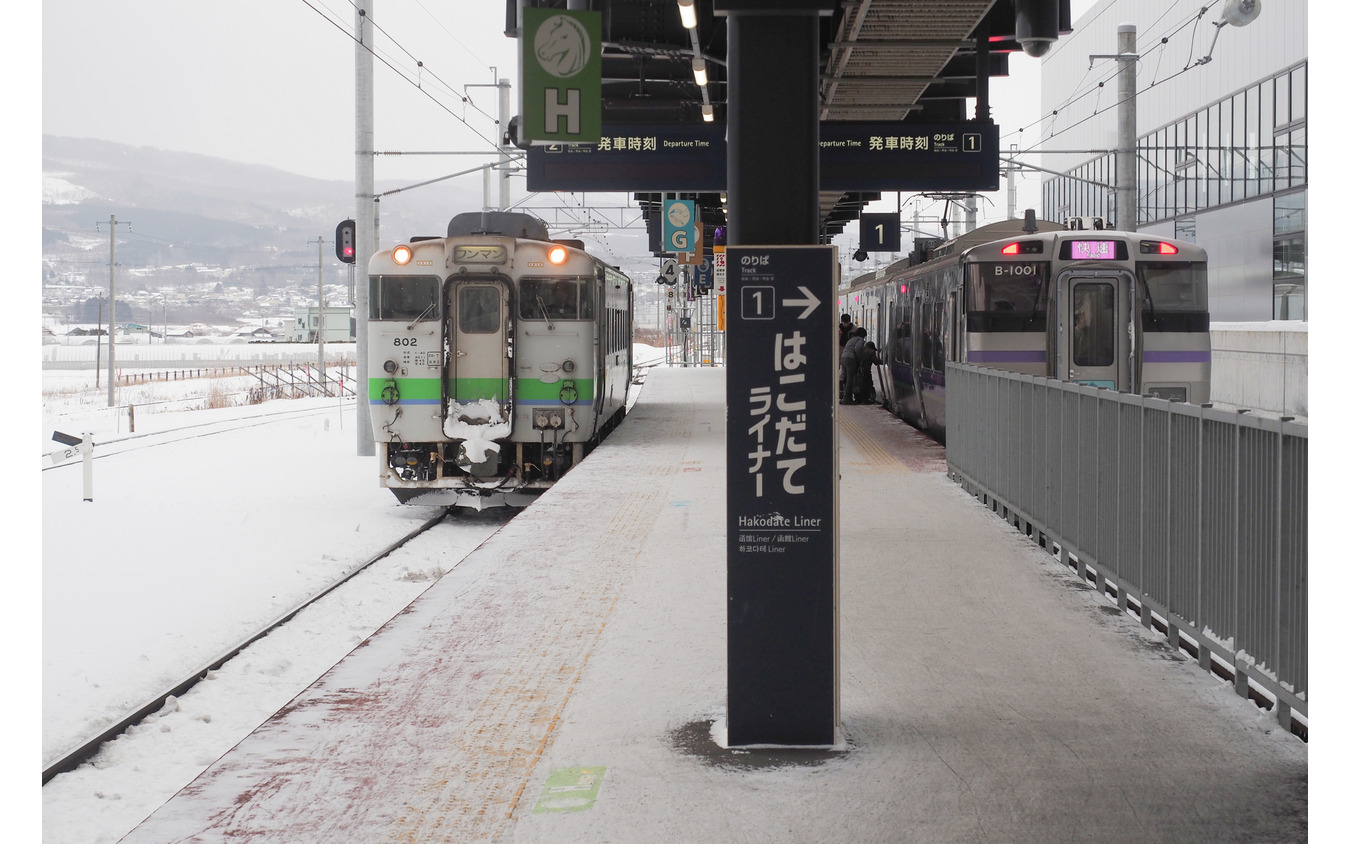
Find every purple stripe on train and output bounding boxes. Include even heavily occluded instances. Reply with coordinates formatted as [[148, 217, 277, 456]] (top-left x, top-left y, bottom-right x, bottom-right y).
[[1142, 351, 1211, 363], [966, 350, 1047, 363]]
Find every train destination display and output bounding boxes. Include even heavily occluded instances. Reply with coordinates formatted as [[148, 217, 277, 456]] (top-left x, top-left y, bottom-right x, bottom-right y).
[[725, 245, 839, 747]]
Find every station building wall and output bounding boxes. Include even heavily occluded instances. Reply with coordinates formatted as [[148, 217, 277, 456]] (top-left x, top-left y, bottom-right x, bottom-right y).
[[1037, 0, 1308, 323]]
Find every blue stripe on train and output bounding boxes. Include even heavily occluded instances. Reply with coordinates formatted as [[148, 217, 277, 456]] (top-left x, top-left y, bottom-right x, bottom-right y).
[[966, 350, 1047, 363]]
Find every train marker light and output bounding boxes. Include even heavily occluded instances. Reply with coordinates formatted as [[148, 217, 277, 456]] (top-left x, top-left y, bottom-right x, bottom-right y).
[[548, 245, 568, 265], [1140, 240, 1180, 255], [1001, 243, 1021, 255], [392, 245, 413, 265]]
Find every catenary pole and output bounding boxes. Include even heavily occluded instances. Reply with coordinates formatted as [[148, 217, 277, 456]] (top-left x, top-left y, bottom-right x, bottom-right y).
[[1117, 23, 1137, 231], [354, 0, 375, 454]]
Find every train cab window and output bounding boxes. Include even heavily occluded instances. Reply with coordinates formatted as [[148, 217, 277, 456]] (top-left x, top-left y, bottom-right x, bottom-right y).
[[1137, 262, 1209, 331], [458, 286, 501, 333], [965, 262, 1049, 331], [1136, 262, 1207, 310], [370, 275, 439, 321], [519, 278, 594, 321]]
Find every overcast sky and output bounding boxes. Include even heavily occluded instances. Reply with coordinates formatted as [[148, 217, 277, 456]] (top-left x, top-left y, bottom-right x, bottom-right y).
[[37, 0, 1052, 266], [41, 1, 517, 183]]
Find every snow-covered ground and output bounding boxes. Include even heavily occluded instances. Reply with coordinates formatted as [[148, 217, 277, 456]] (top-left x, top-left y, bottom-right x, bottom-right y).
[[35, 347, 665, 843]]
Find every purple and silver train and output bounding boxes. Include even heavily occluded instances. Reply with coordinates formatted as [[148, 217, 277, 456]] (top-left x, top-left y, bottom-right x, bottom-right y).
[[842, 216, 1210, 440]]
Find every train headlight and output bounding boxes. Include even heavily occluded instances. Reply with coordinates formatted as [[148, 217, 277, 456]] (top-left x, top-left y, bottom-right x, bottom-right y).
[[383, 359, 398, 374], [393, 244, 413, 265], [547, 245, 567, 265], [561, 359, 575, 373]]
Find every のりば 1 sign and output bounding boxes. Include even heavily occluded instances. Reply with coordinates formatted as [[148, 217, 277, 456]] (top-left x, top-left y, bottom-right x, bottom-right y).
[[724, 245, 839, 748]]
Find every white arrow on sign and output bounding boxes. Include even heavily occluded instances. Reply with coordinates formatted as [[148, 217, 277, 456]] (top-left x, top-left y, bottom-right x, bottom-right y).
[[782, 286, 821, 319]]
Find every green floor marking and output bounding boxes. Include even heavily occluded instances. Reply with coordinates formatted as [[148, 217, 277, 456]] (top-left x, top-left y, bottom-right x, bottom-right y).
[[532, 766, 607, 814]]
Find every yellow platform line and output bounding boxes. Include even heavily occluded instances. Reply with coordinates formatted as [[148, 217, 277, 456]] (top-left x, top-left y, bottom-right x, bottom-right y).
[[839, 408, 909, 474]]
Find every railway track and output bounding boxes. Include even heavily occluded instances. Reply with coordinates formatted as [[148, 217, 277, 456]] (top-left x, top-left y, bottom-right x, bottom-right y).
[[42, 401, 344, 467], [41, 509, 453, 784]]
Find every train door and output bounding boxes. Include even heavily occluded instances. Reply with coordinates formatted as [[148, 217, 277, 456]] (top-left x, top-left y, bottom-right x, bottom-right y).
[[1060, 273, 1130, 391], [444, 278, 512, 438]]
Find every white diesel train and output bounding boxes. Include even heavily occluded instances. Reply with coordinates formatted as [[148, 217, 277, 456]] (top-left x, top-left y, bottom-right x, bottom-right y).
[[367, 212, 633, 506]]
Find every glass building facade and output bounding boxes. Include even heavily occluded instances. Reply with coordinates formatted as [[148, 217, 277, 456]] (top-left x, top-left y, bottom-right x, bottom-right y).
[[1037, 1, 1308, 321]]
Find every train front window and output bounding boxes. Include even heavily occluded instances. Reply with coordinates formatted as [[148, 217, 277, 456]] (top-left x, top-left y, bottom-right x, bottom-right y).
[[1136, 262, 1207, 311], [1072, 283, 1115, 368], [965, 262, 1049, 330], [458, 286, 501, 333], [519, 278, 593, 321], [370, 275, 439, 321]]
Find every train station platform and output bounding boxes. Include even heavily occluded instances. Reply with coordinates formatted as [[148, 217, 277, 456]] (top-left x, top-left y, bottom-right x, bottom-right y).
[[120, 367, 1308, 843]]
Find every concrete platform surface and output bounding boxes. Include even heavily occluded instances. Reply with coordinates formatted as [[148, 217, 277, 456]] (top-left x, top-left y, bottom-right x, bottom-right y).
[[121, 367, 1308, 843]]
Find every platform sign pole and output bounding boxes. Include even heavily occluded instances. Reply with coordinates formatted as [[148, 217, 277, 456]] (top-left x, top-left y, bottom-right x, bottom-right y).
[[725, 245, 839, 746]]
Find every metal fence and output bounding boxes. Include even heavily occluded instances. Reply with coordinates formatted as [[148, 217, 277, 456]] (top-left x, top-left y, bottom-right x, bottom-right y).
[[946, 363, 1308, 735]]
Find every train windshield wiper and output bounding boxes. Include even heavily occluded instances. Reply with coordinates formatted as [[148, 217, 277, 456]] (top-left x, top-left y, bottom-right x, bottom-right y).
[[536, 295, 554, 330], [406, 301, 437, 329], [1136, 274, 1157, 318]]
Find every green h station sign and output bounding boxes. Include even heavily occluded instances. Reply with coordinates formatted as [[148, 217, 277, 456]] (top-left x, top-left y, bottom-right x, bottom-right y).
[[521, 8, 601, 145]]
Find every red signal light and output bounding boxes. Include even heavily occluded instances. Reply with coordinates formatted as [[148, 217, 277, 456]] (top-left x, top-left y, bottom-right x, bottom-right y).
[[335, 219, 356, 264], [1001, 243, 1020, 255], [1159, 242, 1179, 255]]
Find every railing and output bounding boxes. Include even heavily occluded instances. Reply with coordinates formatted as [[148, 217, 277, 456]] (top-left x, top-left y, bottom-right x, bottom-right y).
[[946, 362, 1308, 736]]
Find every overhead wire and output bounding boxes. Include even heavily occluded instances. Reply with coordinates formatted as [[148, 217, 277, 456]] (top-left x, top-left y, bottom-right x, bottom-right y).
[[297, 0, 503, 152], [1003, 2, 1218, 158], [336, 0, 499, 125]]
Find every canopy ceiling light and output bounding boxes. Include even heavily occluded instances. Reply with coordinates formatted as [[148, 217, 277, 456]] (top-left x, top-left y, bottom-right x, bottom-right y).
[[678, 0, 697, 30]]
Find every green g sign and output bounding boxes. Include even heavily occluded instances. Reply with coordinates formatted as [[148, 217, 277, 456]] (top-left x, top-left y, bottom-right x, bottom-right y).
[[522, 8, 601, 144]]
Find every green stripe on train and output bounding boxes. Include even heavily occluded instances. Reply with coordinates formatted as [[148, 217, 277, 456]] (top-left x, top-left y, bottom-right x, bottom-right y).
[[516, 378, 594, 401], [367, 377, 596, 402], [368, 377, 440, 402]]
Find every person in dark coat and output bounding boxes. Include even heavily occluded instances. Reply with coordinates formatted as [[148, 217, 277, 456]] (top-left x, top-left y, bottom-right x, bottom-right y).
[[839, 314, 853, 348], [840, 327, 866, 403], [855, 340, 880, 404]]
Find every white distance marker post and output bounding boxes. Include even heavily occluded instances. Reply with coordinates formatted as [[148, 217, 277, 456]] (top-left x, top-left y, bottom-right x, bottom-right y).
[[50, 431, 95, 502]]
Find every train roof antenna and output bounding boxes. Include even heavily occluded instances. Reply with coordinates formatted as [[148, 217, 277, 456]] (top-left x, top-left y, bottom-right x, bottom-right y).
[[1022, 209, 1038, 233]]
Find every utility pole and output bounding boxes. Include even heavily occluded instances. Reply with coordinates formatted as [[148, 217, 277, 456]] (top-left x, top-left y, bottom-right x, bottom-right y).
[[499, 78, 512, 210], [96, 215, 131, 407], [1093, 24, 1138, 231], [311, 236, 327, 393], [467, 75, 515, 212], [354, 0, 375, 455]]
